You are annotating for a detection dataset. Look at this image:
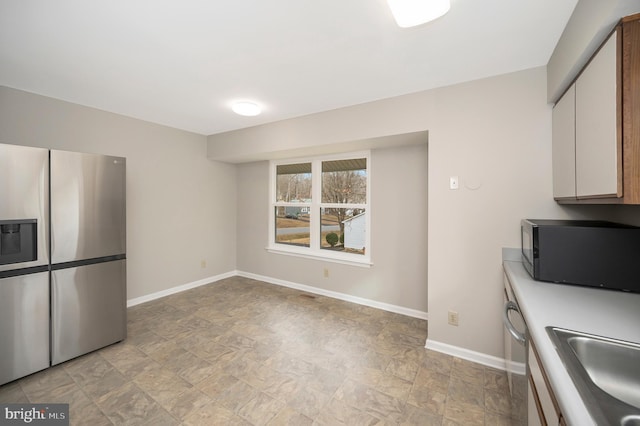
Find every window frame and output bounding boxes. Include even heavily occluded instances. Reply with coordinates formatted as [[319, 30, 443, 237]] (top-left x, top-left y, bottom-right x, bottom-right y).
[[268, 151, 371, 267]]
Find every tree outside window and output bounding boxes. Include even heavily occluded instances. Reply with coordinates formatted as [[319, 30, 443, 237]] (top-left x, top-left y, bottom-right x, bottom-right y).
[[270, 153, 369, 261]]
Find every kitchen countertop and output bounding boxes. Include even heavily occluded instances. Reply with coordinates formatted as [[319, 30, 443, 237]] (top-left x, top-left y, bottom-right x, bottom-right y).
[[503, 259, 640, 426]]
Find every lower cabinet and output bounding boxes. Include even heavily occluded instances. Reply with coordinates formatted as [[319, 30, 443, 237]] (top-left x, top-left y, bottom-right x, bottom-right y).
[[527, 341, 565, 426]]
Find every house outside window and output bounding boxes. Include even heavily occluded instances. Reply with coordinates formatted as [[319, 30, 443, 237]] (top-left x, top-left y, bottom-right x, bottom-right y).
[[269, 152, 371, 266]]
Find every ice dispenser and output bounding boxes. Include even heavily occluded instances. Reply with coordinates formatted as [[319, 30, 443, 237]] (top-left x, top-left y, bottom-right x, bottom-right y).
[[0, 219, 37, 265]]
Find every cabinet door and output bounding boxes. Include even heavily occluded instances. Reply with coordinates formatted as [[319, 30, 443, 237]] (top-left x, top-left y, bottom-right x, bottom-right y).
[[552, 84, 576, 199], [575, 31, 620, 198], [527, 380, 543, 426], [528, 343, 561, 425]]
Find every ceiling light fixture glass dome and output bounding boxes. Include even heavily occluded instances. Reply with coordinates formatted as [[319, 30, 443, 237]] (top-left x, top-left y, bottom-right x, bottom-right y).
[[232, 101, 262, 116], [387, 0, 450, 28]]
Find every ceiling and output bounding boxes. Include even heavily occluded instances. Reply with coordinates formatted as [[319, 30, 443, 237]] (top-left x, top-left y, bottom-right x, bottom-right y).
[[0, 0, 578, 136]]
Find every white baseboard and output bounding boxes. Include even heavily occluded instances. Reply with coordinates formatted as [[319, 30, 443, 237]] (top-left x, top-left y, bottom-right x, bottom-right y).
[[510, 360, 526, 376], [425, 338, 508, 371], [126, 269, 427, 320], [237, 270, 428, 320], [126, 270, 237, 307]]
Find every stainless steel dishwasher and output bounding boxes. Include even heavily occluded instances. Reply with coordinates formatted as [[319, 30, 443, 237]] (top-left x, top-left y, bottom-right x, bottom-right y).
[[503, 271, 528, 425]]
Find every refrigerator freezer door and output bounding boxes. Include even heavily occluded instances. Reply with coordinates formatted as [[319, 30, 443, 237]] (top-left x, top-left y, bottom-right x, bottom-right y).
[[0, 143, 49, 272], [50, 150, 126, 263], [0, 271, 50, 385], [51, 260, 127, 365]]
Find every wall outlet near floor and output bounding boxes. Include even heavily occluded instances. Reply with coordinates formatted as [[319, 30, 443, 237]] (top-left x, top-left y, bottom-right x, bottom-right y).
[[448, 310, 459, 326], [323, 268, 329, 278], [200, 259, 207, 268]]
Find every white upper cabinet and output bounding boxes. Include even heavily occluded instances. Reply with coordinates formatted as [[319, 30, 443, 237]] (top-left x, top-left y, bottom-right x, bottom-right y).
[[552, 14, 640, 204], [552, 84, 576, 199], [575, 32, 620, 198]]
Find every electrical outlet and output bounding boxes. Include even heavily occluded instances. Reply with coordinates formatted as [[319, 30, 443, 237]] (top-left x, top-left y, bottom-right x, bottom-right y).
[[323, 268, 329, 278], [448, 310, 459, 326]]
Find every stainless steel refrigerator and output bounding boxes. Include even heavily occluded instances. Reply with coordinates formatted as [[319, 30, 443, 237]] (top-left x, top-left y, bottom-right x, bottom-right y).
[[0, 144, 50, 386], [0, 143, 126, 385]]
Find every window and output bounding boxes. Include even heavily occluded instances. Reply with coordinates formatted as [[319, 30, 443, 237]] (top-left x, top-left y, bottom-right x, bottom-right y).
[[269, 152, 370, 265], [274, 163, 312, 248]]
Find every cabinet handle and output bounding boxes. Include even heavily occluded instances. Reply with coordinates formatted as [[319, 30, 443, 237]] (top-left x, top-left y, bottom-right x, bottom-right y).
[[503, 300, 526, 345]]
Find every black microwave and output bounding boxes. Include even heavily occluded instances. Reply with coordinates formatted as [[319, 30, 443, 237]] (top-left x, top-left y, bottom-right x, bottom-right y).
[[521, 219, 640, 293]]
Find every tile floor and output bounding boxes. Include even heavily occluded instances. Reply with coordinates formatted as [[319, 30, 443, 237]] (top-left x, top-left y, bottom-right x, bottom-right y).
[[0, 276, 515, 425]]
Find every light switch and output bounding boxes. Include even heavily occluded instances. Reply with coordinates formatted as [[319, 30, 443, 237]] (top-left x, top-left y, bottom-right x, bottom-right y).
[[449, 176, 459, 190]]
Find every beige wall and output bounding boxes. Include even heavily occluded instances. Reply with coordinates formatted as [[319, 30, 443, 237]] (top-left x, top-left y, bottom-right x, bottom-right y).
[[425, 70, 566, 358], [210, 66, 571, 359], [0, 86, 237, 300], [207, 97, 434, 163], [235, 143, 429, 314]]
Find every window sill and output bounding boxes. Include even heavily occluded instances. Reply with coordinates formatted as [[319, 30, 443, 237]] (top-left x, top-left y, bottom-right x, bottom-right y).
[[266, 246, 373, 268]]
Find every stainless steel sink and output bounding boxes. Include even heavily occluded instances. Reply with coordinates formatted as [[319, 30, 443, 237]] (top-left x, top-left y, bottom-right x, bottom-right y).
[[547, 327, 640, 425]]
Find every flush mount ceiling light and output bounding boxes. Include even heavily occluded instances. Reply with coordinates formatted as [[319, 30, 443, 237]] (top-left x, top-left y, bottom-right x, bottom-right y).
[[387, 0, 450, 28], [231, 101, 262, 116]]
